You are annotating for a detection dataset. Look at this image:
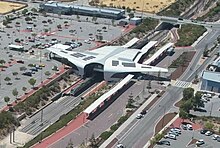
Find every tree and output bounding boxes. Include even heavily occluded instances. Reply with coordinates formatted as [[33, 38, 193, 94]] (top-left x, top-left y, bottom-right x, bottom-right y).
[[4, 77, 11, 85], [44, 71, 51, 78], [193, 92, 204, 109], [0, 59, 6, 64], [182, 87, 194, 101], [179, 108, 188, 120], [4, 96, 10, 105], [22, 9, 28, 15], [180, 99, 193, 113], [31, 8, 38, 13], [12, 88, 18, 99], [22, 87, 27, 92], [89, 134, 98, 148], [111, 19, 115, 26], [28, 78, 36, 88], [66, 139, 74, 148], [77, 14, 80, 21], [12, 72, 19, 80]]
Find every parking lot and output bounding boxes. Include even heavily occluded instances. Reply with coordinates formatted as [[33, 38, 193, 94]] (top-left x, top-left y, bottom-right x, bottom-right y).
[[155, 127, 220, 148], [0, 11, 125, 108], [191, 93, 220, 117]]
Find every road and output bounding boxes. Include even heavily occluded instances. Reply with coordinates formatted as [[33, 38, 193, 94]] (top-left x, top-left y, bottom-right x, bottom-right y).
[[19, 80, 100, 136], [116, 29, 220, 148]]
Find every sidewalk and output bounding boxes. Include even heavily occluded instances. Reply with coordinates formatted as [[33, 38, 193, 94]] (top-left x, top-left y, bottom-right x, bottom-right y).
[[100, 93, 159, 148], [0, 65, 68, 112], [33, 113, 88, 148]]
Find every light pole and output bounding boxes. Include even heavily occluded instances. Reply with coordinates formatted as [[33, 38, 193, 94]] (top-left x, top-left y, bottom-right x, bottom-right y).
[[209, 102, 214, 116]]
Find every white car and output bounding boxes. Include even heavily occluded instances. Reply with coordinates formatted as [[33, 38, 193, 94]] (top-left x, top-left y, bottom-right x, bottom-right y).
[[187, 124, 193, 130], [170, 128, 181, 134], [212, 134, 219, 140], [136, 113, 143, 119], [84, 40, 91, 44], [205, 131, 213, 136], [89, 37, 95, 41], [116, 143, 125, 148], [196, 139, 205, 146], [164, 134, 176, 140]]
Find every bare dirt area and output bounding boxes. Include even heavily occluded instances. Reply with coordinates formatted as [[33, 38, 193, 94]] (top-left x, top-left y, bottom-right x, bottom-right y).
[[154, 112, 177, 135], [99, 0, 176, 13], [0, 1, 26, 14], [170, 51, 196, 80]]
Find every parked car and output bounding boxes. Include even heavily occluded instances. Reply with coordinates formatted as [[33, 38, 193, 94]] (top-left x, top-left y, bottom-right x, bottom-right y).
[[187, 124, 193, 130], [22, 72, 32, 76], [89, 37, 95, 41], [30, 68, 38, 72], [164, 134, 176, 140], [156, 140, 170, 146], [136, 113, 143, 119], [205, 131, 213, 136], [200, 129, 208, 134], [17, 60, 24, 64], [168, 131, 179, 136], [212, 134, 220, 140], [196, 139, 205, 146], [170, 128, 181, 134], [217, 137, 220, 142], [84, 40, 91, 44], [181, 124, 187, 130]]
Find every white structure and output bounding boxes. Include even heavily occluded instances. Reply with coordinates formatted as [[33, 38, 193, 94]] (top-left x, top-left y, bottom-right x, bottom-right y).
[[47, 41, 168, 81]]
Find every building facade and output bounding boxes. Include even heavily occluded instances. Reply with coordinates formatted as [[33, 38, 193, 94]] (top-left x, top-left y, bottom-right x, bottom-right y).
[[201, 71, 220, 93]]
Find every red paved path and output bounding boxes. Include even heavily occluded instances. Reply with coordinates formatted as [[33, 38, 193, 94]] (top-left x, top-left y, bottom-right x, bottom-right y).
[[171, 117, 202, 130], [33, 113, 88, 148], [1, 66, 68, 112]]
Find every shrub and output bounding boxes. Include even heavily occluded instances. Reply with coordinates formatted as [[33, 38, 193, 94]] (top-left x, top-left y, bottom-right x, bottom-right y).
[[100, 131, 113, 140]]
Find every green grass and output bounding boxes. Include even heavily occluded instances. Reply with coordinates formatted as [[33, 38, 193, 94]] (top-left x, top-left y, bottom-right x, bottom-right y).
[[131, 18, 159, 34], [176, 24, 207, 47], [158, 0, 197, 17], [169, 52, 188, 68]]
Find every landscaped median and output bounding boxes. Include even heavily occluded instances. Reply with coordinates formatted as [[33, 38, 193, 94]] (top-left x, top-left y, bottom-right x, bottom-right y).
[[22, 82, 108, 148]]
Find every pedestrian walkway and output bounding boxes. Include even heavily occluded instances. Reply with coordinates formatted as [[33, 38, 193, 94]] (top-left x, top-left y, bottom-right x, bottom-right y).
[[174, 80, 192, 88], [33, 113, 88, 148]]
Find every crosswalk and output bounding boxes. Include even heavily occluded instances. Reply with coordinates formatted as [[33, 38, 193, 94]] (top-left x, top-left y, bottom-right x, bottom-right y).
[[174, 80, 192, 88]]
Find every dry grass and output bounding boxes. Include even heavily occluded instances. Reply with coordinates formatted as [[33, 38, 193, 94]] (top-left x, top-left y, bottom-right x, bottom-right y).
[[99, 0, 176, 13], [0, 1, 25, 14]]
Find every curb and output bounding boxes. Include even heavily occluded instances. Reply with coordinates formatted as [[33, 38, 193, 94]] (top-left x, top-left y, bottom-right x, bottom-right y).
[[143, 113, 179, 148]]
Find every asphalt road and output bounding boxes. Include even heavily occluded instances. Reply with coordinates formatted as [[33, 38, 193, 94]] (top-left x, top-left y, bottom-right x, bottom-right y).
[[117, 29, 220, 148], [19, 80, 100, 136]]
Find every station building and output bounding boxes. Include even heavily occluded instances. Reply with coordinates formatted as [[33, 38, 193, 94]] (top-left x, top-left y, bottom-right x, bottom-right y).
[[39, 1, 125, 19], [201, 71, 220, 93], [47, 39, 171, 81]]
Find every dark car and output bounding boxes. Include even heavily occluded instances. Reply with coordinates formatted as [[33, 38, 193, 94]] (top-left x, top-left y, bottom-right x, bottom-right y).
[[156, 140, 170, 146], [22, 72, 32, 76], [140, 110, 147, 115], [17, 60, 24, 64], [200, 129, 208, 134], [30, 68, 38, 72]]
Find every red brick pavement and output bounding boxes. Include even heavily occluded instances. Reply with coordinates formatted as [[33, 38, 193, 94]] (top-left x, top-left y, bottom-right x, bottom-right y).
[[33, 113, 88, 148], [171, 117, 202, 130]]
